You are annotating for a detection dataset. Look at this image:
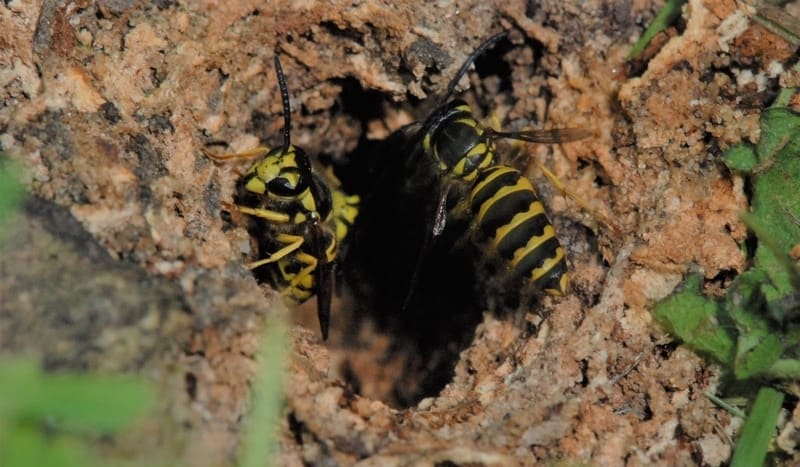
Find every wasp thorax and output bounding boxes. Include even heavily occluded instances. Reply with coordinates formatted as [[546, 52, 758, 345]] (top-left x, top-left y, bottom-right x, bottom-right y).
[[425, 101, 494, 182]]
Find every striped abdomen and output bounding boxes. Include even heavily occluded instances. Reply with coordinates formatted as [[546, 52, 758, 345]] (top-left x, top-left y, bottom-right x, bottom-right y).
[[469, 165, 568, 296]]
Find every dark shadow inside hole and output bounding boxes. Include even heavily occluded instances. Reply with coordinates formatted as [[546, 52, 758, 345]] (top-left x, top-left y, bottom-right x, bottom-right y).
[[331, 76, 387, 124], [320, 21, 365, 45], [336, 116, 484, 408], [706, 267, 739, 289], [655, 341, 678, 360], [471, 36, 515, 95]]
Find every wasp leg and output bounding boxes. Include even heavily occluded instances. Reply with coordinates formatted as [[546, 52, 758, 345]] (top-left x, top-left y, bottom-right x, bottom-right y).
[[231, 204, 292, 224], [202, 146, 272, 162], [247, 233, 304, 270], [279, 249, 333, 340], [535, 163, 621, 235], [280, 251, 318, 295]]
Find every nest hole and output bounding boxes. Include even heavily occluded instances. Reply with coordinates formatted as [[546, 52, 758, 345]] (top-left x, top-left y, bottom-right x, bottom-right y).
[[319, 76, 490, 408], [302, 35, 560, 409]]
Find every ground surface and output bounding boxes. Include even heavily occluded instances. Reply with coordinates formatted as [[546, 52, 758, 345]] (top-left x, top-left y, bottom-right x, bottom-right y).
[[1, 0, 799, 465]]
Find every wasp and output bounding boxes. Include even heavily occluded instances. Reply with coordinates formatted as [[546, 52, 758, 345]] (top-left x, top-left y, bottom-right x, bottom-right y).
[[388, 32, 592, 305], [209, 56, 359, 340]]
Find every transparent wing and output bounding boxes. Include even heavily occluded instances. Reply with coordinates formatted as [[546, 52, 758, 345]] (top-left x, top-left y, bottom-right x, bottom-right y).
[[489, 127, 592, 144]]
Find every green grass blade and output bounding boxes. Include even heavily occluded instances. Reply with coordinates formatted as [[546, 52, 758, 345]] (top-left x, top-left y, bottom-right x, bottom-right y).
[[627, 0, 686, 60], [0, 158, 25, 236], [730, 386, 784, 467], [703, 391, 746, 418], [238, 319, 289, 467]]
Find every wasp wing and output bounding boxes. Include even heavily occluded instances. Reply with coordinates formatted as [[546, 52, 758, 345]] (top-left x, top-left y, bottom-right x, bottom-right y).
[[489, 127, 592, 144], [308, 220, 333, 340]]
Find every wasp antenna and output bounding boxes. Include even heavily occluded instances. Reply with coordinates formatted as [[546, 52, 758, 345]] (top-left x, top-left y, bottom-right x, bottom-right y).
[[273, 54, 292, 153], [442, 32, 508, 102], [273, 55, 314, 181]]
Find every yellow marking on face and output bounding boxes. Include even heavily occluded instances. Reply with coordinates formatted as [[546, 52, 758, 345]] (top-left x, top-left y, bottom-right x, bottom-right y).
[[299, 191, 317, 214], [254, 149, 297, 181], [243, 147, 306, 197], [245, 176, 266, 194]]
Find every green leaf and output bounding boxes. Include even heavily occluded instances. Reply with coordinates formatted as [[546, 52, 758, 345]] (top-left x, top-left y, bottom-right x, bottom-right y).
[[0, 359, 153, 434], [749, 108, 800, 300], [723, 144, 757, 172], [652, 275, 736, 365], [754, 107, 800, 164], [34, 373, 153, 433], [0, 360, 45, 416], [0, 423, 92, 467], [722, 269, 782, 379], [730, 386, 784, 467], [765, 358, 800, 379], [734, 333, 784, 380]]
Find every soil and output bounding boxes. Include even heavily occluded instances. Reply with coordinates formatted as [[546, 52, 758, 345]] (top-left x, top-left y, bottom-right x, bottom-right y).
[[1, 0, 798, 465]]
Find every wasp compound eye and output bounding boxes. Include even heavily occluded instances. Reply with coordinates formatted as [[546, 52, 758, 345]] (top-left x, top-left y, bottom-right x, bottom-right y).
[[267, 168, 307, 197]]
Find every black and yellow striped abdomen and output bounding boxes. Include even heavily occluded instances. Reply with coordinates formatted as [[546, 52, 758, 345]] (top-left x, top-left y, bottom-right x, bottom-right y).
[[468, 165, 568, 296]]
